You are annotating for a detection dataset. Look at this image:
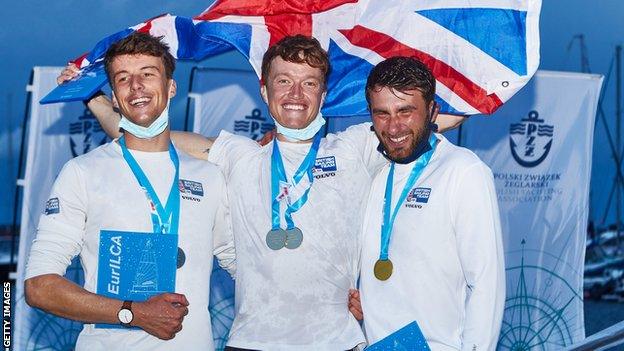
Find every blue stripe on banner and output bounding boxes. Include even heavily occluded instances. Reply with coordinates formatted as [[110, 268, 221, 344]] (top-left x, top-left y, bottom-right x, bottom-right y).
[[323, 39, 374, 118], [174, 16, 204, 60], [434, 95, 464, 115], [324, 40, 466, 117], [87, 28, 135, 62], [416, 8, 528, 76], [193, 21, 253, 60]]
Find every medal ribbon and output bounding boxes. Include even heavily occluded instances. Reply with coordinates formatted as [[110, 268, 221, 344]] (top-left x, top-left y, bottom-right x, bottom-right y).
[[379, 134, 437, 261], [119, 136, 180, 234], [270, 132, 322, 230]]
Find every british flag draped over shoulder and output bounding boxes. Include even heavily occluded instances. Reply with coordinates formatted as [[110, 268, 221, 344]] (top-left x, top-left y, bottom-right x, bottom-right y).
[[68, 0, 541, 117]]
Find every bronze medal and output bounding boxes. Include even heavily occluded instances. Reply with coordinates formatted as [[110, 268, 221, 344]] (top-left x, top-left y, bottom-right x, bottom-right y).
[[374, 259, 393, 281]]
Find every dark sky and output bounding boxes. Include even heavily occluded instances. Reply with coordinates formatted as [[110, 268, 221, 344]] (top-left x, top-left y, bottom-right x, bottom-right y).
[[538, 0, 624, 226], [1, 0, 622, 225]]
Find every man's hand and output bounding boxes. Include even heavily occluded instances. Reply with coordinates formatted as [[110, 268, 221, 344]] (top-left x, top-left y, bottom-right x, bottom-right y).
[[348, 289, 363, 321], [57, 63, 81, 85], [132, 293, 190, 340], [258, 129, 275, 146], [435, 113, 468, 133], [56, 62, 122, 138]]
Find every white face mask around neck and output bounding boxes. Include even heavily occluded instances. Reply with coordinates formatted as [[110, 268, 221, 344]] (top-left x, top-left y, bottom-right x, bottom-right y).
[[118, 100, 170, 139]]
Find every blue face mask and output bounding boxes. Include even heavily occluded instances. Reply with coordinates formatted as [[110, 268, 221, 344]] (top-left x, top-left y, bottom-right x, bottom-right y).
[[273, 112, 326, 141], [119, 101, 170, 139]]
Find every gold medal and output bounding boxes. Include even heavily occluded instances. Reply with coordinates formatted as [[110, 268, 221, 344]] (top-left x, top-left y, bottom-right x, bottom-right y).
[[374, 259, 393, 281]]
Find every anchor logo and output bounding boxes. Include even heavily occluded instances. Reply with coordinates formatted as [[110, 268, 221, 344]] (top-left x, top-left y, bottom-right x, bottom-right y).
[[233, 108, 274, 140], [68, 108, 108, 158], [509, 110, 554, 168]]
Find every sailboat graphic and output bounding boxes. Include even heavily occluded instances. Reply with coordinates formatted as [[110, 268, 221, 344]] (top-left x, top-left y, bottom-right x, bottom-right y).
[[130, 238, 163, 294]]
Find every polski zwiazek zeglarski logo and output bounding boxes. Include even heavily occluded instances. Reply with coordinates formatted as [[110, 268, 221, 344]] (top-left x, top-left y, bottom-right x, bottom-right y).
[[68, 108, 108, 158], [234, 108, 274, 140], [509, 111, 554, 168]]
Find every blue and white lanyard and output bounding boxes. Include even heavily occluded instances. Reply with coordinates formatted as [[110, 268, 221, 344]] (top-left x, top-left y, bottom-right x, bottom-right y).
[[270, 133, 322, 230], [379, 134, 438, 261], [119, 136, 180, 234]]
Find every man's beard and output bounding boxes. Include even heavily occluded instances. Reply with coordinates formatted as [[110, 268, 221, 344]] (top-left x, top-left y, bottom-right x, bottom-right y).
[[376, 124, 432, 164]]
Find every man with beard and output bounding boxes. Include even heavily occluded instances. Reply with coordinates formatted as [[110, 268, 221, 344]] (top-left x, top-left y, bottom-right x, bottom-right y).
[[358, 57, 505, 350]]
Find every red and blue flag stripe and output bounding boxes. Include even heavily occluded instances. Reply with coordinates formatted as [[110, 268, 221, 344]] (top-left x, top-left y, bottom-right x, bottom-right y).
[[65, 0, 541, 117]]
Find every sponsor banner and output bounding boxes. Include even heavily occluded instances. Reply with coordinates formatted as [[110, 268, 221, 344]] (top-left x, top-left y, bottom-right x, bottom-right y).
[[190, 68, 273, 141], [462, 71, 603, 349], [14, 67, 108, 350]]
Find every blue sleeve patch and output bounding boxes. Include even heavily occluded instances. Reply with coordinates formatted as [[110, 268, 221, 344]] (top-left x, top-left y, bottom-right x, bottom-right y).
[[44, 198, 60, 215], [314, 156, 337, 172], [407, 187, 431, 203], [179, 179, 204, 197]]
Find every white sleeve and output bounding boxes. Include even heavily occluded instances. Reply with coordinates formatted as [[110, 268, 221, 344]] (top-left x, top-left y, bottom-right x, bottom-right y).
[[330, 122, 387, 175], [450, 161, 505, 351], [25, 160, 87, 280], [208, 130, 260, 179], [212, 170, 236, 278]]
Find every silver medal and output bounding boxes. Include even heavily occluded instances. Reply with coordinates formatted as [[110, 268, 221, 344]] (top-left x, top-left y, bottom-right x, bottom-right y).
[[284, 227, 303, 249], [266, 229, 287, 250]]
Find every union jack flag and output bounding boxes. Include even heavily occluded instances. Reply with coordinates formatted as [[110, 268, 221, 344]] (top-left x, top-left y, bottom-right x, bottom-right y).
[[64, 0, 541, 117]]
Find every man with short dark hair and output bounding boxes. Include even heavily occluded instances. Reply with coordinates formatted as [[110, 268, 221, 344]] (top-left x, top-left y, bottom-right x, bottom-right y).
[[25, 32, 234, 350], [359, 56, 504, 350]]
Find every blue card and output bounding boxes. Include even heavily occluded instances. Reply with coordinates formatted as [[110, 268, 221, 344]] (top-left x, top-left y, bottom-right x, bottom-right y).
[[366, 321, 431, 351], [96, 230, 178, 329], [39, 63, 108, 104]]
